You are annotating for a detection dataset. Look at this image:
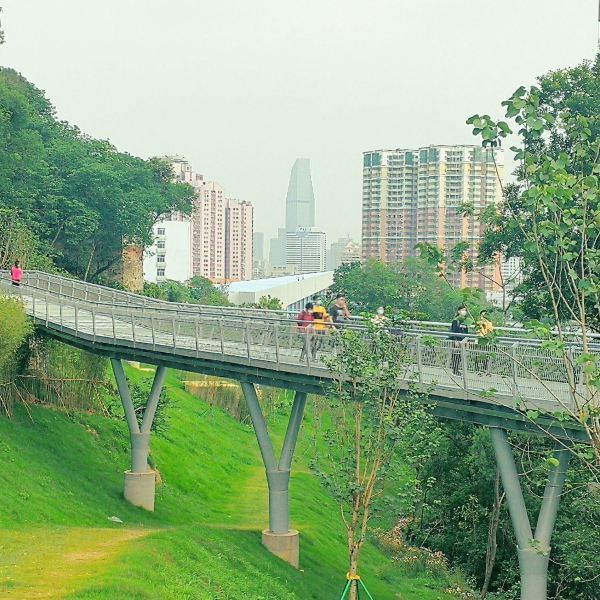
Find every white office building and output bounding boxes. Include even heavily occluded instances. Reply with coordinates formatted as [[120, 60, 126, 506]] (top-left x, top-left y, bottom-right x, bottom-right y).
[[144, 216, 193, 283], [285, 228, 326, 274]]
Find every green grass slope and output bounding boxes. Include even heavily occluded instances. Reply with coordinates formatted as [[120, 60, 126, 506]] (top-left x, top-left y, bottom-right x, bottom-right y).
[[0, 366, 457, 599]]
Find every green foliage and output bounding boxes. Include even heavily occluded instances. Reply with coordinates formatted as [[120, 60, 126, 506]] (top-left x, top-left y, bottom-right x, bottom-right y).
[[0, 297, 32, 390], [104, 380, 172, 437], [0, 68, 195, 281], [409, 423, 600, 599], [240, 294, 283, 310], [330, 258, 487, 321], [471, 55, 600, 331], [312, 325, 439, 585], [142, 276, 230, 306], [468, 54, 600, 467], [255, 295, 283, 310], [188, 276, 230, 306]]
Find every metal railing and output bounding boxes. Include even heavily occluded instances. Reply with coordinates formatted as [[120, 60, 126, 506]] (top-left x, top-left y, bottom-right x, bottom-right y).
[[3, 271, 599, 345], [1, 274, 591, 417]]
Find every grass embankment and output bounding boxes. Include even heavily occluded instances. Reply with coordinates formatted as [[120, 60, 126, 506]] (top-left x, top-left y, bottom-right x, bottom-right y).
[[0, 366, 457, 599]]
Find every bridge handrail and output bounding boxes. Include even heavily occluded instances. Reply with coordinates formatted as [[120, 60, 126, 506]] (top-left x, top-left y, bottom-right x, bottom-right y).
[[3, 270, 599, 345], [6, 277, 600, 350]]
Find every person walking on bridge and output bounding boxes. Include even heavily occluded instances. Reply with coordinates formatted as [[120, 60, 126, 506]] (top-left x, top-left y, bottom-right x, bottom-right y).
[[329, 293, 351, 327], [10, 260, 23, 287], [449, 305, 469, 375], [296, 302, 315, 362], [475, 310, 494, 374], [310, 296, 330, 359]]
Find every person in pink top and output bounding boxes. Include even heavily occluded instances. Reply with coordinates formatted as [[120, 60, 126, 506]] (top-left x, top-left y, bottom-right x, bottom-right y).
[[10, 260, 23, 286]]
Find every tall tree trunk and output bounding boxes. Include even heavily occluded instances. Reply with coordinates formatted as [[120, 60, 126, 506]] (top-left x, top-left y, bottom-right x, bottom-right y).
[[83, 242, 96, 282], [348, 544, 360, 600], [481, 468, 505, 599]]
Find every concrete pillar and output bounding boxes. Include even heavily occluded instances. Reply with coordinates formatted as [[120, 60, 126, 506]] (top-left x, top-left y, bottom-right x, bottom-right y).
[[241, 382, 307, 568], [491, 428, 570, 600], [262, 529, 300, 568], [111, 359, 167, 512], [124, 471, 156, 511]]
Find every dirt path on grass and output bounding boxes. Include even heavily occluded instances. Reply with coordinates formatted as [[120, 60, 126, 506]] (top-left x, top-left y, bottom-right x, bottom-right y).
[[0, 527, 152, 598]]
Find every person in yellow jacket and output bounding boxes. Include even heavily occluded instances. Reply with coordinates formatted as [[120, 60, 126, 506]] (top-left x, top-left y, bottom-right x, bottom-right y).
[[476, 310, 494, 373], [310, 296, 331, 358]]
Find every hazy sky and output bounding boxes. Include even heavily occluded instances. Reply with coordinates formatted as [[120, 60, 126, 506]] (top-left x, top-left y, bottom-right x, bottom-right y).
[[1, 1, 598, 249]]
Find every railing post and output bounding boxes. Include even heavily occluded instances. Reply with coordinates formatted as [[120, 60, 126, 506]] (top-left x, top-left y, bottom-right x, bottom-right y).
[[195, 320, 200, 356], [131, 313, 136, 345], [219, 319, 225, 355], [151, 316, 156, 349], [92, 307, 96, 341], [460, 340, 469, 390], [245, 321, 252, 359], [511, 343, 520, 397], [416, 335, 423, 384], [172, 318, 176, 348], [74, 304, 79, 332], [274, 323, 281, 364]]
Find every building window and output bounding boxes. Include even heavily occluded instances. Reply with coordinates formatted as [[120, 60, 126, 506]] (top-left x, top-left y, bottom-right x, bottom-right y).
[[157, 227, 166, 235], [157, 256, 165, 263], [157, 268, 165, 277], [157, 241, 165, 249]]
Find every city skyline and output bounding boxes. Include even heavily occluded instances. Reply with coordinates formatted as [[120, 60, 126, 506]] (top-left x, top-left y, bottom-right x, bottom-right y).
[[0, 1, 596, 244]]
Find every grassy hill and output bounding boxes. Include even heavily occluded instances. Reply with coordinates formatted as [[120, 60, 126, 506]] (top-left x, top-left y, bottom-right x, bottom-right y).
[[0, 365, 461, 599]]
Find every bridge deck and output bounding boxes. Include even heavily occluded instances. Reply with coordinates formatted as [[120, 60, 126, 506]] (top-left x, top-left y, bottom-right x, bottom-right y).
[[0, 273, 590, 442]]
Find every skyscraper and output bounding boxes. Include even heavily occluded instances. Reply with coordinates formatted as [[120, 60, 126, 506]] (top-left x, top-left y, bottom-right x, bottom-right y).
[[362, 145, 504, 291], [285, 158, 315, 232]]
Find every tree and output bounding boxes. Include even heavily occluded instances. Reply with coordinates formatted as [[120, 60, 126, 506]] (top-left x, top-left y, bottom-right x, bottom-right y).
[[330, 258, 489, 321], [0, 68, 195, 281], [466, 54, 600, 474], [240, 295, 282, 310], [409, 422, 600, 599], [312, 326, 436, 598], [142, 277, 230, 307], [188, 276, 230, 306]]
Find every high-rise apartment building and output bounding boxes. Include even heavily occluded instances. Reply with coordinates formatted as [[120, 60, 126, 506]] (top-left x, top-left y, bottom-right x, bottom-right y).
[[327, 237, 361, 271], [225, 199, 253, 281], [191, 181, 226, 281], [362, 145, 504, 291], [144, 159, 253, 284], [286, 229, 327, 274], [191, 182, 254, 283]]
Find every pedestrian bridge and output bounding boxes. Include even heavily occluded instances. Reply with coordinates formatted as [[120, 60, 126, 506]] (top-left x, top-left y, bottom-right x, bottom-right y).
[[1, 270, 588, 442], [0, 271, 593, 591]]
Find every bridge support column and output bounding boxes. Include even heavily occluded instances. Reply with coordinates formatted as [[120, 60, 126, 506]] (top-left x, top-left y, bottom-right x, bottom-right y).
[[490, 428, 570, 600], [111, 359, 167, 511], [241, 382, 307, 568]]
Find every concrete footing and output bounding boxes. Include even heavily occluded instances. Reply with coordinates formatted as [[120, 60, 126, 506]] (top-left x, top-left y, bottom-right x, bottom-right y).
[[262, 529, 299, 568], [124, 470, 155, 511]]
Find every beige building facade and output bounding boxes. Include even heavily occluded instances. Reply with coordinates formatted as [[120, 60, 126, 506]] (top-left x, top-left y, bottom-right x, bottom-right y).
[[362, 145, 504, 291]]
